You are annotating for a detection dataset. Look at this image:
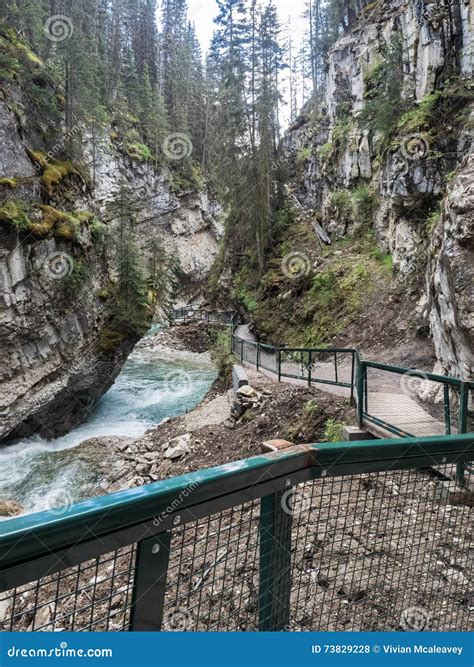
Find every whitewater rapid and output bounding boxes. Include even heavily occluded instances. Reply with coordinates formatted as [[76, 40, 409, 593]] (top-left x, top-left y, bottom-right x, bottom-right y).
[[0, 343, 217, 516]]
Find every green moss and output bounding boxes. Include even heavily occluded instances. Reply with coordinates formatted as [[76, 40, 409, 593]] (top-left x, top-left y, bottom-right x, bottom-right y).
[[25, 205, 94, 240], [0, 28, 40, 81], [0, 200, 30, 231], [126, 142, 152, 161], [26, 149, 77, 196], [99, 328, 126, 353], [0, 178, 18, 189], [97, 288, 110, 301]]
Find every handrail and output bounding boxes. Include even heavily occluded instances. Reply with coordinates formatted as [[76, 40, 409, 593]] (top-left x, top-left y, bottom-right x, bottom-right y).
[[177, 308, 472, 483], [0, 434, 472, 578]]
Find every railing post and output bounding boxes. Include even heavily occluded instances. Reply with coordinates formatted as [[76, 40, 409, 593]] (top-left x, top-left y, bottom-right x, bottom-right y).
[[129, 532, 172, 631], [357, 360, 366, 428], [456, 382, 469, 486], [241, 339, 244, 363], [277, 349, 282, 382], [444, 385, 451, 435], [350, 352, 355, 406], [308, 350, 312, 387], [256, 343, 260, 371], [259, 486, 293, 631]]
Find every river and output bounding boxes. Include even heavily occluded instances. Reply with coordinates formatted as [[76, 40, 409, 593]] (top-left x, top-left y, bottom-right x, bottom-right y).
[[0, 334, 217, 517]]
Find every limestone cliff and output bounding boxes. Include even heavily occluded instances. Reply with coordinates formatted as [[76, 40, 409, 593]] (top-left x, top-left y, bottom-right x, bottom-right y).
[[282, 0, 473, 378], [0, 88, 222, 442]]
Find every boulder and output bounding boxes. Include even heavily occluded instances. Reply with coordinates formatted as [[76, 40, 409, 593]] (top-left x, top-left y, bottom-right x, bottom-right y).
[[163, 433, 192, 460], [0, 499, 23, 517]]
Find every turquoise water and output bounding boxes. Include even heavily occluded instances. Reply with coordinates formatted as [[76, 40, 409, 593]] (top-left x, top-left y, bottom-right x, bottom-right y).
[[0, 345, 217, 516]]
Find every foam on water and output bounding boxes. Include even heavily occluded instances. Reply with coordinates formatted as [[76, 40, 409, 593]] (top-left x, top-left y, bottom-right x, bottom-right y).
[[0, 346, 217, 516]]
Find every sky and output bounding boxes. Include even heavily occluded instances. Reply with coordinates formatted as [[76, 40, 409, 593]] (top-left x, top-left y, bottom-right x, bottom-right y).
[[187, 0, 308, 125], [187, 0, 307, 53]]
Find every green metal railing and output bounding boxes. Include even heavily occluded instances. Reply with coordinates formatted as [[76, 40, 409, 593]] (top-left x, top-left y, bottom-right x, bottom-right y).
[[171, 308, 236, 326], [173, 308, 472, 482], [0, 435, 472, 632]]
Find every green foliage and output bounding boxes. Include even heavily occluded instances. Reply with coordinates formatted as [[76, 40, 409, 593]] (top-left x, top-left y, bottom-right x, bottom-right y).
[[360, 36, 411, 136], [398, 91, 441, 131], [233, 267, 259, 313], [273, 202, 297, 240], [61, 260, 88, 293], [0, 200, 29, 231], [306, 270, 341, 312], [329, 190, 354, 219], [353, 185, 379, 224], [145, 236, 180, 318], [126, 142, 152, 161], [319, 142, 333, 161], [323, 418, 345, 442], [89, 217, 107, 245], [426, 209, 441, 235], [210, 329, 234, 385], [297, 146, 312, 164]]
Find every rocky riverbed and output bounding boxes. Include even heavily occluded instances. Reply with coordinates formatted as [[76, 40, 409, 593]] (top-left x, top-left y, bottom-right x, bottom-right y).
[[88, 322, 353, 498]]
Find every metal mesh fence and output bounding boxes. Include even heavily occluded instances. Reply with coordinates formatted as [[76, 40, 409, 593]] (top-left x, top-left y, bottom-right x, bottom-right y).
[[241, 340, 258, 367], [363, 365, 461, 438], [0, 546, 136, 632], [257, 345, 278, 374], [2, 466, 471, 632]]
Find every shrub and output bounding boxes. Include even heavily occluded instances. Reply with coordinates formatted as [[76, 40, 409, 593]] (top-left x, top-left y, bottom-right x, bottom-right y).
[[360, 36, 411, 136], [319, 142, 333, 161], [323, 418, 345, 442], [353, 185, 379, 224], [210, 329, 234, 385], [398, 91, 441, 132], [126, 142, 152, 161], [296, 146, 312, 164], [329, 190, 354, 218]]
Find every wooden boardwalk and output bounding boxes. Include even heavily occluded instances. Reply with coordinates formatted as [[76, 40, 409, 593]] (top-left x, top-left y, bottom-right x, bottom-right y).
[[235, 327, 449, 440]]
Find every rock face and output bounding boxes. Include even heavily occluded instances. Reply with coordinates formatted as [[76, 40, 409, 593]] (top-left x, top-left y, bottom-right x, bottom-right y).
[[283, 0, 473, 378], [427, 155, 474, 379], [0, 94, 222, 442]]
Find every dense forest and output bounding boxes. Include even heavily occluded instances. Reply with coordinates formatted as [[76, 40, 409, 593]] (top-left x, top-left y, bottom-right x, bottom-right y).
[[0, 0, 370, 280]]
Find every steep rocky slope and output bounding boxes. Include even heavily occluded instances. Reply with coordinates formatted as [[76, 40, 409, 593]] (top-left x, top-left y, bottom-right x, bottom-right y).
[[228, 0, 472, 378], [0, 48, 222, 442]]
